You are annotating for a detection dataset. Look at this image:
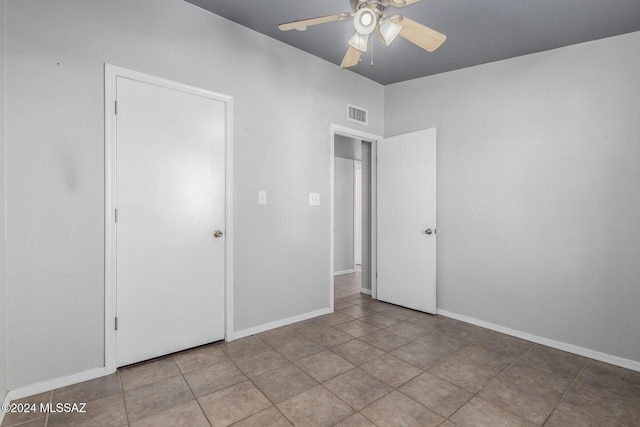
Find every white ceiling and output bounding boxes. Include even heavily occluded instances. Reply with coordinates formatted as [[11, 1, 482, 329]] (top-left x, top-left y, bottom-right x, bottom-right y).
[[185, 0, 640, 85]]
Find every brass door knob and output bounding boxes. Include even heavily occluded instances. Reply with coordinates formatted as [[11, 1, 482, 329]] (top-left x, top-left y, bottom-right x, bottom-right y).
[[425, 229, 433, 235], [214, 230, 224, 238]]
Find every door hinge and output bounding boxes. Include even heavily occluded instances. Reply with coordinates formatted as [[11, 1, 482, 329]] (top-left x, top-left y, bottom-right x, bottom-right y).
[[115, 317, 118, 331], [114, 209, 118, 222], [114, 101, 118, 115]]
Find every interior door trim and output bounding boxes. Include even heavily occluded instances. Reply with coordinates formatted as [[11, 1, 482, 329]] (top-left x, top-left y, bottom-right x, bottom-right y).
[[104, 64, 234, 374]]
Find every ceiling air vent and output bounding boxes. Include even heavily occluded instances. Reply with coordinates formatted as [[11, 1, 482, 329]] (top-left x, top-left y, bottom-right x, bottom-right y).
[[348, 104, 368, 125]]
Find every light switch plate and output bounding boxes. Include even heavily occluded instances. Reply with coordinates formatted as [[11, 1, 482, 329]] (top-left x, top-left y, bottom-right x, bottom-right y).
[[309, 193, 320, 206], [258, 190, 267, 205]]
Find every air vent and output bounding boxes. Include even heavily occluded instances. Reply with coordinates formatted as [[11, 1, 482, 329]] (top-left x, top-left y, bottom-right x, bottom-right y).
[[348, 104, 368, 125]]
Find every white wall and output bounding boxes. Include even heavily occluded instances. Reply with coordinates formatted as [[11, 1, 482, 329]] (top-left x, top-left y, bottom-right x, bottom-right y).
[[4, 0, 383, 389], [334, 157, 354, 273], [385, 31, 640, 363], [0, 0, 8, 400]]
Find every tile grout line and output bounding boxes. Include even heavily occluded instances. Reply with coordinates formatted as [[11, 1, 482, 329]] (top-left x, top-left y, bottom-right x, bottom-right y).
[[539, 359, 589, 426], [176, 353, 213, 427], [443, 338, 538, 424], [117, 370, 131, 427]]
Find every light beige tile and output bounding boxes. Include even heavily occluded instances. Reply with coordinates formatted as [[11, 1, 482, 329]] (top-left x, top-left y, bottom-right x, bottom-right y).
[[173, 344, 228, 373], [450, 397, 537, 427], [48, 394, 127, 427], [231, 407, 292, 427], [1, 392, 51, 427], [380, 305, 419, 321], [277, 385, 354, 427], [198, 381, 271, 427], [272, 336, 324, 361], [296, 350, 355, 382], [251, 364, 317, 404], [437, 322, 492, 344], [334, 412, 376, 426], [359, 329, 410, 352], [256, 326, 300, 346], [338, 306, 377, 319], [52, 373, 121, 405], [232, 348, 289, 378], [578, 359, 640, 400], [4, 418, 47, 427], [399, 372, 472, 418], [501, 362, 572, 394], [361, 391, 444, 427], [334, 320, 380, 338], [306, 326, 354, 347], [545, 402, 618, 427], [384, 321, 430, 340], [360, 354, 422, 388], [312, 312, 354, 326], [124, 375, 194, 422], [476, 332, 534, 359], [478, 375, 563, 424], [130, 400, 209, 427], [521, 345, 587, 379], [429, 357, 497, 393], [330, 339, 384, 366], [359, 313, 400, 328], [391, 341, 456, 370], [324, 369, 393, 410], [219, 336, 270, 358], [453, 345, 515, 374], [183, 359, 247, 398], [120, 357, 181, 391], [563, 381, 640, 425]]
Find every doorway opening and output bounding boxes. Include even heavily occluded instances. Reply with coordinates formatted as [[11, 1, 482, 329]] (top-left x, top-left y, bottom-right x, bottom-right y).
[[331, 126, 378, 307]]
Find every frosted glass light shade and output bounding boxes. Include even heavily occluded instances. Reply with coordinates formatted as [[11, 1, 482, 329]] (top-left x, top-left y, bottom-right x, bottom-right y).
[[353, 8, 377, 35], [348, 32, 370, 52], [379, 19, 402, 45]]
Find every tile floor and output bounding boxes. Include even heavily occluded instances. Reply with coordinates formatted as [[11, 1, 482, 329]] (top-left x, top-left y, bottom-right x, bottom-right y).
[[3, 272, 640, 426]]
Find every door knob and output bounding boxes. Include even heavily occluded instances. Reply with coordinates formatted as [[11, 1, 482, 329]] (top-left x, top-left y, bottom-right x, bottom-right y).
[[425, 229, 433, 235], [214, 230, 224, 238]]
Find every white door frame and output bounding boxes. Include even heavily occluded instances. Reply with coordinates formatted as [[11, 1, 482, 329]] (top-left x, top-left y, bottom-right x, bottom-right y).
[[104, 64, 234, 374], [330, 124, 381, 308]]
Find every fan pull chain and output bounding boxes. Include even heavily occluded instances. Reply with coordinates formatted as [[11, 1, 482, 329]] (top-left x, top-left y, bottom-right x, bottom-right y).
[[370, 32, 374, 66]]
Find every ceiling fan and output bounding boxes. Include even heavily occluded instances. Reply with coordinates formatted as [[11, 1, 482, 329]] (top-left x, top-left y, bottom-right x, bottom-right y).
[[278, 0, 446, 68]]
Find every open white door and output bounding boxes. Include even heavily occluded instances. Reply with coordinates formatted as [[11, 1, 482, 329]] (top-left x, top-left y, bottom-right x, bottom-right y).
[[377, 128, 436, 313]]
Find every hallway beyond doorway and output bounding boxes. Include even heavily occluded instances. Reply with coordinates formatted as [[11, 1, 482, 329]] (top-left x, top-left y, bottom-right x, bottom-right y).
[[334, 266, 362, 301]]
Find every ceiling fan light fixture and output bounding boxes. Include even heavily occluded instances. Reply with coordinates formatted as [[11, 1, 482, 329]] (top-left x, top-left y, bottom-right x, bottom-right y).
[[353, 8, 377, 35], [379, 19, 402, 45], [348, 31, 370, 52]]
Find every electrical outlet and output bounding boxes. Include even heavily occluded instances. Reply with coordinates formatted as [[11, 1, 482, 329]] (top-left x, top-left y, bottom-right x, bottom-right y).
[[309, 193, 320, 206], [258, 190, 267, 205]]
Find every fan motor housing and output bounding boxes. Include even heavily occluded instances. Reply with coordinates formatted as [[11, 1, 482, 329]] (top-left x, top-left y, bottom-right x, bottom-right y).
[[351, 0, 390, 13]]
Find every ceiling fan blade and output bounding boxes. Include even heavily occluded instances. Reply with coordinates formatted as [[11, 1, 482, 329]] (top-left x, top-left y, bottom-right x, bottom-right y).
[[278, 13, 352, 31], [340, 45, 362, 68], [395, 16, 446, 52], [390, 0, 422, 7]]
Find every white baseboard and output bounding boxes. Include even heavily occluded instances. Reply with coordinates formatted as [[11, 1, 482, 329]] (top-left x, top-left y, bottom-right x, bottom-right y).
[[233, 307, 332, 340], [360, 288, 372, 295], [437, 309, 640, 373], [3, 367, 106, 404], [334, 270, 355, 276]]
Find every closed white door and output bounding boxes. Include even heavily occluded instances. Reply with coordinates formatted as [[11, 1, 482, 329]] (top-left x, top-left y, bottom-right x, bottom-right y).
[[116, 76, 226, 367], [377, 128, 437, 313]]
